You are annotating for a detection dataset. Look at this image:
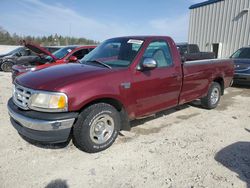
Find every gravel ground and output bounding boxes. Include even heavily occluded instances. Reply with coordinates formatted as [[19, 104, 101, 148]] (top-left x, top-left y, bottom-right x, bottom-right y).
[[0, 72, 250, 188]]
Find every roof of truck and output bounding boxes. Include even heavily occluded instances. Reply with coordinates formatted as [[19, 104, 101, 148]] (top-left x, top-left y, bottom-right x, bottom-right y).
[[189, 0, 224, 9], [110, 36, 172, 40]]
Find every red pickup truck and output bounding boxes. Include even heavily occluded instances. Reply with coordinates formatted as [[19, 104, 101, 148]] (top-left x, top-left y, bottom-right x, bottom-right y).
[[7, 36, 234, 153]]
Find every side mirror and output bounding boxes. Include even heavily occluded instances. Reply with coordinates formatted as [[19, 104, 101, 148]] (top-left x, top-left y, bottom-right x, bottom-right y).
[[69, 56, 78, 62], [139, 58, 157, 70]]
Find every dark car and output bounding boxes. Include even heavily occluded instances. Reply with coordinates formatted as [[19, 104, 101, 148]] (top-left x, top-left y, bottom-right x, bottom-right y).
[[177, 43, 215, 62], [231, 47, 250, 85], [0, 42, 63, 72], [0, 47, 33, 71], [0, 46, 29, 58]]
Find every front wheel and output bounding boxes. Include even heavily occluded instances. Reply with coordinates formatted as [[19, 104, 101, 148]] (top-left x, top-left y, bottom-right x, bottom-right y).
[[201, 82, 221, 109], [1, 61, 14, 72], [73, 103, 121, 153]]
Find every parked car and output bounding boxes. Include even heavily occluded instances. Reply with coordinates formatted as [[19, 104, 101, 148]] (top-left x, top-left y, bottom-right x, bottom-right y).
[[0, 47, 34, 71], [177, 43, 215, 61], [230, 47, 250, 85], [7, 36, 234, 153], [12, 44, 96, 79]]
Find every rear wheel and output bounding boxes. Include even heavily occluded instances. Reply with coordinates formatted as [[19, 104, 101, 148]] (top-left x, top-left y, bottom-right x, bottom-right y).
[[201, 82, 221, 109], [73, 103, 121, 153], [1, 61, 14, 72]]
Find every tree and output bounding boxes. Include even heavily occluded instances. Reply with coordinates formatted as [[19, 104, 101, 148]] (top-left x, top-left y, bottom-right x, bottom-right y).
[[0, 26, 98, 46]]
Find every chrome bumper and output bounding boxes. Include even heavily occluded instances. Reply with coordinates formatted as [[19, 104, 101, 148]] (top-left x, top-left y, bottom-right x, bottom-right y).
[[8, 105, 75, 131]]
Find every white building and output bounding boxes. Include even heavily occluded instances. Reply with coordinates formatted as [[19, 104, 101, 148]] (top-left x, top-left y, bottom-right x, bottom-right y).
[[188, 0, 250, 58]]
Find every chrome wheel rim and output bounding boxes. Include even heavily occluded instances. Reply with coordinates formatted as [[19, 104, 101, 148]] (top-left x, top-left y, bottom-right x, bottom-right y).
[[90, 114, 114, 144], [210, 87, 219, 105]]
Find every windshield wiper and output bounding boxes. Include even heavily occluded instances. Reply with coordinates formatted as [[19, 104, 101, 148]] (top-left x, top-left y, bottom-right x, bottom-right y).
[[86, 60, 112, 69]]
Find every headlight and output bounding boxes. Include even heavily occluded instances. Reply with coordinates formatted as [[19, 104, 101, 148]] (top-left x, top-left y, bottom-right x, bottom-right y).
[[30, 92, 68, 112]]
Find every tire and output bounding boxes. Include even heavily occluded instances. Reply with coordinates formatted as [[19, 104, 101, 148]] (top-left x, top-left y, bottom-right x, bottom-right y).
[[201, 82, 221, 109], [1, 61, 14, 72], [73, 103, 121, 153]]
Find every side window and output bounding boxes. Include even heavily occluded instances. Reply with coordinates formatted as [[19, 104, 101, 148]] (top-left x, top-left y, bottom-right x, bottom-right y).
[[72, 49, 89, 59], [19, 48, 27, 56], [143, 41, 173, 68]]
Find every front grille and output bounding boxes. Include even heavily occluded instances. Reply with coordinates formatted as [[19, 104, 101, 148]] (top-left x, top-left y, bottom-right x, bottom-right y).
[[13, 84, 33, 110]]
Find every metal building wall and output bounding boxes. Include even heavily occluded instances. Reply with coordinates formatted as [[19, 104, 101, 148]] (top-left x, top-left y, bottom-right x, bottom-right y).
[[188, 0, 250, 58]]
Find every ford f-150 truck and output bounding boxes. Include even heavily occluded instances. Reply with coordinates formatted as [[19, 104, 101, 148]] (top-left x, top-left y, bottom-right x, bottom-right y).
[[7, 36, 234, 153]]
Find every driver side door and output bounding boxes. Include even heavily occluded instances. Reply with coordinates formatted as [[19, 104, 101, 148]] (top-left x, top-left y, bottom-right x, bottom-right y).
[[132, 40, 181, 117]]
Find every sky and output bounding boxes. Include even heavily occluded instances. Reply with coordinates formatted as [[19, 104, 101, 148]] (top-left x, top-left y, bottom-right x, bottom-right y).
[[0, 0, 204, 42]]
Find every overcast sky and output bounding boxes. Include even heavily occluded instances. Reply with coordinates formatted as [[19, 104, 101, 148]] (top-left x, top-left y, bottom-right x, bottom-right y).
[[0, 0, 204, 42]]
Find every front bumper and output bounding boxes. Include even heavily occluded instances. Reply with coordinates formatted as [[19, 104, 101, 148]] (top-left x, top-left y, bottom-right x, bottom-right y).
[[8, 98, 79, 143], [234, 73, 250, 85]]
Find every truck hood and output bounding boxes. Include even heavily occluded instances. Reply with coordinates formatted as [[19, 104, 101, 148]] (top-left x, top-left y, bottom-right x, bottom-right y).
[[15, 63, 111, 91], [24, 42, 57, 61]]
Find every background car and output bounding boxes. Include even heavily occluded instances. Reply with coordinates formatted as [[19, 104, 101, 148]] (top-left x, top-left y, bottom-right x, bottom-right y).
[[231, 47, 250, 85], [12, 44, 96, 80], [0, 43, 62, 72], [0, 47, 34, 71]]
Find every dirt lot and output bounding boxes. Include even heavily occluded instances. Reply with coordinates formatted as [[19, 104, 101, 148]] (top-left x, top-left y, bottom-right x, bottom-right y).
[[0, 72, 250, 188]]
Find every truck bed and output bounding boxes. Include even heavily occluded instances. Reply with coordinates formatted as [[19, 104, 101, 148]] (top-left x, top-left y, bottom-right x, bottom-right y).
[[179, 59, 234, 104]]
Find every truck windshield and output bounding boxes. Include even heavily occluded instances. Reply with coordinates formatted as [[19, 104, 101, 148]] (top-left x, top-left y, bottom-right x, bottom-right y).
[[81, 38, 143, 68], [231, 48, 250, 59]]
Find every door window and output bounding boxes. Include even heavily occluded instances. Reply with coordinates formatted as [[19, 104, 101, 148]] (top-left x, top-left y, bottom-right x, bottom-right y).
[[143, 41, 173, 67], [72, 49, 89, 59]]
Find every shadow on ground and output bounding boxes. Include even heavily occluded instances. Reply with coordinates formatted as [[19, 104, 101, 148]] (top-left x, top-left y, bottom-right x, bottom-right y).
[[20, 102, 205, 149], [45, 179, 69, 188], [215, 141, 250, 188], [19, 133, 71, 149]]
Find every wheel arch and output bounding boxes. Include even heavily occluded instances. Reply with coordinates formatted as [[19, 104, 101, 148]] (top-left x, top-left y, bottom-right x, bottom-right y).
[[79, 97, 131, 131], [213, 77, 225, 95]]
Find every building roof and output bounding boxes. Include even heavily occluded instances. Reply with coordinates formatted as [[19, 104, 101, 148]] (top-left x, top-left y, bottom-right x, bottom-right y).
[[189, 0, 224, 9]]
